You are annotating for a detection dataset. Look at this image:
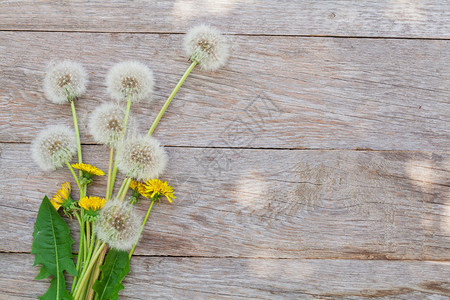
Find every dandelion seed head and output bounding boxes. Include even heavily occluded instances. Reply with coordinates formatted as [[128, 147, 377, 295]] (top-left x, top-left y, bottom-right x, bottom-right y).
[[88, 102, 135, 146], [43, 60, 88, 104], [31, 125, 77, 171], [106, 61, 154, 102], [95, 199, 142, 251], [116, 135, 168, 181], [184, 24, 230, 71]]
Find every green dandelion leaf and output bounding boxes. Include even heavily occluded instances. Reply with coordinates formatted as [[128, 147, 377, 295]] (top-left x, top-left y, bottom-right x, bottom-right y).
[[93, 249, 130, 300], [32, 196, 77, 299]]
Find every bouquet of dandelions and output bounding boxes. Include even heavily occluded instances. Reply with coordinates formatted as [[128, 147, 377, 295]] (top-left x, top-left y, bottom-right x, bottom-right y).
[[30, 25, 229, 300]]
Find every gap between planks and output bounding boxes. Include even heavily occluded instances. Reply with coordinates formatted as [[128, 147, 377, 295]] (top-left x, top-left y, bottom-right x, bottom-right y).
[[1, 29, 450, 41], [1, 250, 449, 262], [1, 140, 450, 153]]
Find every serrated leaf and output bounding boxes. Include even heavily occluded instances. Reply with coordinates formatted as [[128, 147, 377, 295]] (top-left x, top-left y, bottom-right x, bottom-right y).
[[93, 249, 130, 300], [32, 196, 77, 299], [39, 277, 73, 300], [35, 266, 51, 280]]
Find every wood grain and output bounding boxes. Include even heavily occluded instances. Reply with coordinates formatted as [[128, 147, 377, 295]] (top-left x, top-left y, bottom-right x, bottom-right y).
[[1, 32, 449, 150], [2, 253, 450, 299], [1, 143, 448, 260], [1, 1, 449, 38], [1, 2, 450, 297]]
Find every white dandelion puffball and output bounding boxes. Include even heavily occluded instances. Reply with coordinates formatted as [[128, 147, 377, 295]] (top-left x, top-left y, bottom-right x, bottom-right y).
[[31, 125, 77, 171], [184, 24, 230, 71], [96, 199, 142, 251], [106, 61, 154, 102], [43, 60, 88, 104], [116, 135, 168, 181], [88, 102, 135, 146]]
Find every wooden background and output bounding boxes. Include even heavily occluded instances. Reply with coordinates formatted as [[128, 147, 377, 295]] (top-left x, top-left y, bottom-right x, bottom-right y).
[[1, 1, 449, 299]]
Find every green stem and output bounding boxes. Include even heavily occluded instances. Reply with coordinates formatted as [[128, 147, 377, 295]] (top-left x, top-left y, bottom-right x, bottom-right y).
[[89, 235, 97, 261], [73, 211, 82, 227], [116, 178, 128, 199], [105, 148, 114, 200], [129, 199, 155, 258], [79, 220, 85, 262], [122, 94, 132, 133], [71, 210, 83, 291], [86, 222, 91, 250], [74, 242, 105, 299], [70, 100, 83, 177], [87, 245, 106, 300], [79, 269, 93, 300], [65, 161, 82, 191], [81, 185, 87, 199], [83, 224, 95, 270], [107, 95, 133, 199], [83, 240, 102, 274], [109, 164, 118, 198], [80, 211, 86, 259], [118, 178, 132, 202], [71, 215, 85, 292], [147, 60, 197, 136]]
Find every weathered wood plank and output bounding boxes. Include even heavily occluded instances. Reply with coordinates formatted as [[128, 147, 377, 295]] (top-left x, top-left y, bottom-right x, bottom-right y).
[[1, 32, 449, 150], [1, 1, 449, 38], [1, 253, 450, 299], [0, 144, 448, 259]]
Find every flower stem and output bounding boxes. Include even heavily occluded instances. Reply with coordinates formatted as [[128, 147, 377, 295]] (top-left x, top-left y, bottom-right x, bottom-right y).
[[79, 270, 94, 300], [86, 222, 91, 250], [70, 100, 83, 177], [109, 164, 119, 198], [73, 211, 82, 227], [107, 94, 133, 199], [86, 245, 107, 300], [129, 199, 155, 258], [74, 242, 105, 300], [147, 60, 197, 136], [65, 161, 82, 191], [105, 147, 114, 200], [71, 215, 85, 292], [83, 224, 96, 271], [122, 94, 133, 133], [116, 177, 128, 198], [118, 178, 132, 202]]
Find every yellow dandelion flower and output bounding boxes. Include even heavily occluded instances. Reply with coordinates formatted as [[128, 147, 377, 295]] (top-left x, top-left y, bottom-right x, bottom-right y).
[[141, 179, 176, 203], [71, 163, 105, 176], [130, 179, 148, 196], [78, 196, 106, 211], [129, 180, 147, 205], [137, 184, 147, 197], [130, 180, 143, 191], [51, 199, 61, 210], [51, 182, 71, 210]]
